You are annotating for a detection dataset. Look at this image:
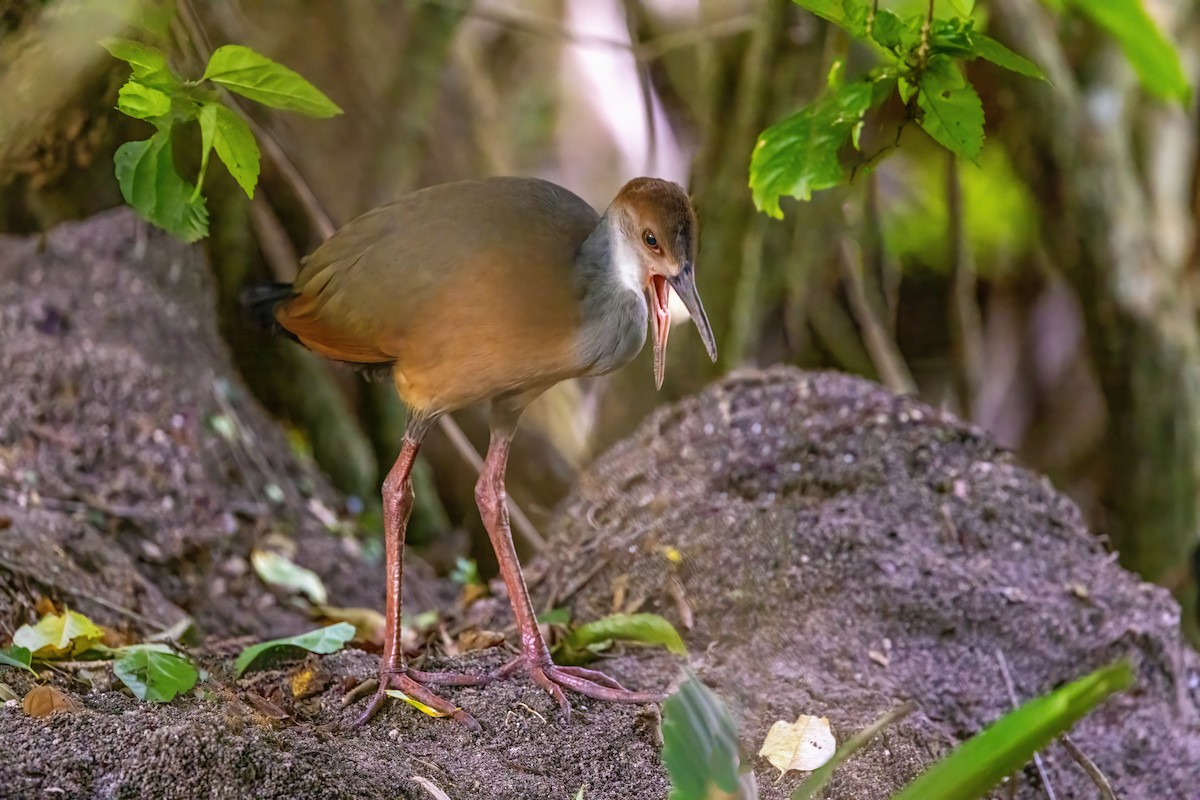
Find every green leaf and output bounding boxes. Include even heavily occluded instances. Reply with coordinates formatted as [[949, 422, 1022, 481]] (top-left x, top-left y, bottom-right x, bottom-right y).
[[13, 610, 105, 658], [117, 81, 172, 121], [928, 18, 976, 58], [916, 55, 984, 163], [750, 80, 875, 217], [234, 622, 355, 676], [893, 662, 1134, 800], [0, 646, 35, 674], [870, 9, 911, 52], [536, 607, 572, 626], [112, 646, 198, 703], [559, 613, 687, 665], [947, 0, 975, 17], [662, 675, 755, 800], [201, 45, 342, 117], [114, 133, 209, 242], [1067, 0, 1189, 104], [198, 103, 259, 198], [974, 35, 1046, 81], [792, 0, 867, 35], [100, 38, 179, 89]]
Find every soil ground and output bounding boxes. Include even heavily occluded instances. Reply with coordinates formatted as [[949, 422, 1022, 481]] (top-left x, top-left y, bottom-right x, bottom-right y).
[[1, 211, 1197, 799]]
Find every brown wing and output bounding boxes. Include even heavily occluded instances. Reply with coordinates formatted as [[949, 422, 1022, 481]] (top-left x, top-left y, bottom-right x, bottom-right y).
[[275, 177, 599, 411]]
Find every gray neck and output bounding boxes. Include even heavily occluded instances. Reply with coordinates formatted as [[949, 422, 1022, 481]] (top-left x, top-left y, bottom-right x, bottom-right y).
[[573, 211, 648, 376]]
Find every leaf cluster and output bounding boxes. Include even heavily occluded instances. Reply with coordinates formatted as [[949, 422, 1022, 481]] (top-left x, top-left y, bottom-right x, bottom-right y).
[[6, 609, 198, 703], [103, 38, 341, 241], [751, 0, 1045, 218]]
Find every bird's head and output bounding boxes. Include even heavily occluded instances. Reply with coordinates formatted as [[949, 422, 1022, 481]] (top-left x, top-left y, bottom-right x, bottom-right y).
[[612, 177, 718, 389]]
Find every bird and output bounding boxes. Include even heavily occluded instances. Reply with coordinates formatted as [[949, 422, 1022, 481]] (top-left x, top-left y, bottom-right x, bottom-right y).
[[245, 175, 717, 730]]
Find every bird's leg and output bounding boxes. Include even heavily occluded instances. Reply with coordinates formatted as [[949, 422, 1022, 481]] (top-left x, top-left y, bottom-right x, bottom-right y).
[[354, 417, 483, 732], [476, 419, 666, 720]]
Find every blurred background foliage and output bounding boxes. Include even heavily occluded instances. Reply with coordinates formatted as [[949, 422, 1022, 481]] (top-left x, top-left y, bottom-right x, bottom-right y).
[[2, 0, 1198, 642]]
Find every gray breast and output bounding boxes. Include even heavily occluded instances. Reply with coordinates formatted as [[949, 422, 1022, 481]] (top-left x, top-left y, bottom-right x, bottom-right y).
[[576, 287, 648, 377]]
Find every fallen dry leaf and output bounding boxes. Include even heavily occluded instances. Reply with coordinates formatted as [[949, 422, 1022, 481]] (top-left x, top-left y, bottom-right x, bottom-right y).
[[287, 659, 331, 700], [456, 629, 506, 653], [758, 714, 837, 774], [312, 604, 385, 645], [23, 685, 84, 718]]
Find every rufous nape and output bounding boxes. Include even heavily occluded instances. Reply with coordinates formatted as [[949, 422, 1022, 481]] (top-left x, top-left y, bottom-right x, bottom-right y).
[[246, 176, 717, 730]]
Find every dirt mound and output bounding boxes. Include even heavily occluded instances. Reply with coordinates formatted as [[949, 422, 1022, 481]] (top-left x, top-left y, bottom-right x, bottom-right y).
[[542, 368, 1200, 798], [1, 212, 1197, 800]]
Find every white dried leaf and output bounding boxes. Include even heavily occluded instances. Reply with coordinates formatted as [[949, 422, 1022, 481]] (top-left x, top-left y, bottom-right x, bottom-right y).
[[758, 714, 836, 774]]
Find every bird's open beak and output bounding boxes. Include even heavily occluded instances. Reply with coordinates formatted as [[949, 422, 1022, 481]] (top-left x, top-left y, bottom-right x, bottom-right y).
[[648, 263, 718, 391]]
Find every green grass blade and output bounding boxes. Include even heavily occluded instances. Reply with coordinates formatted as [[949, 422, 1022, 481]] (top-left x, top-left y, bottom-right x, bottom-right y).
[[893, 661, 1134, 800]]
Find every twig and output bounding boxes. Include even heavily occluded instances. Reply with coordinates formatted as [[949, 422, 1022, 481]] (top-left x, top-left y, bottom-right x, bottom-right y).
[[995, 649, 1059, 800], [947, 152, 984, 418], [410, 775, 452, 800], [839, 238, 917, 395], [1059, 734, 1117, 800]]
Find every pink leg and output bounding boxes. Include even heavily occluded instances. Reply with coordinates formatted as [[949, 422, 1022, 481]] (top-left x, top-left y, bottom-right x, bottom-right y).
[[353, 421, 484, 731], [476, 422, 666, 721]]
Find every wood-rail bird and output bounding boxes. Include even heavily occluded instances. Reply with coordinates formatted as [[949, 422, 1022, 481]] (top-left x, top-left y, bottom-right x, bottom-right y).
[[246, 175, 717, 730]]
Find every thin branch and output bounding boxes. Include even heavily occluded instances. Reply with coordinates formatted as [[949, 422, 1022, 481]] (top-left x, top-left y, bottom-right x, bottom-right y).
[[947, 152, 985, 418], [1059, 734, 1117, 800], [840, 238, 917, 395], [995, 649, 1059, 800]]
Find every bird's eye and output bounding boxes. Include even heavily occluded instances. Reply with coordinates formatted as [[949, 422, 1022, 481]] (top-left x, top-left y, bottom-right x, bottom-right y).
[[643, 231, 658, 249]]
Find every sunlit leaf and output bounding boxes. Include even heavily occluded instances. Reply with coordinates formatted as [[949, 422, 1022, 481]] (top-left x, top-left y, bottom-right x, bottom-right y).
[[893, 662, 1134, 800], [112, 645, 198, 703], [100, 38, 179, 89], [750, 80, 875, 217], [202, 45, 342, 117], [973, 35, 1046, 81], [1067, 0, 1189, 104], [916, 55, 984, 163], [759, 714, 837, 774], [791, 0, 871, 37], [114, 133, 209, 242], [198, 102, 260, 198], [0, 646, 34, 674], [234, 622, 355, 676], [251, 548, 327, 605], [13, 609, 105, 658], [661, 675, 756, 800], [384, 688, 454, 718], [792, 703, 916, 800], [116, 81, 172, 121]]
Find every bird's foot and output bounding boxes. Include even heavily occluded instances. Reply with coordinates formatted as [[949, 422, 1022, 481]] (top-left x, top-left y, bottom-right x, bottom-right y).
[[494, 652, 667, 722], [353, 666, 487, 732]]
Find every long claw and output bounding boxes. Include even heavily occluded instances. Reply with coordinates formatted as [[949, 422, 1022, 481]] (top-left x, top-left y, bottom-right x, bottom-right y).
[[553, 665, 629, 691]]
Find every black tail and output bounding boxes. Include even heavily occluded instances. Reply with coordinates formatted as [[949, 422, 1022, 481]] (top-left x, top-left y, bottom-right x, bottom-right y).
[[240, 282, 298, 340]]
